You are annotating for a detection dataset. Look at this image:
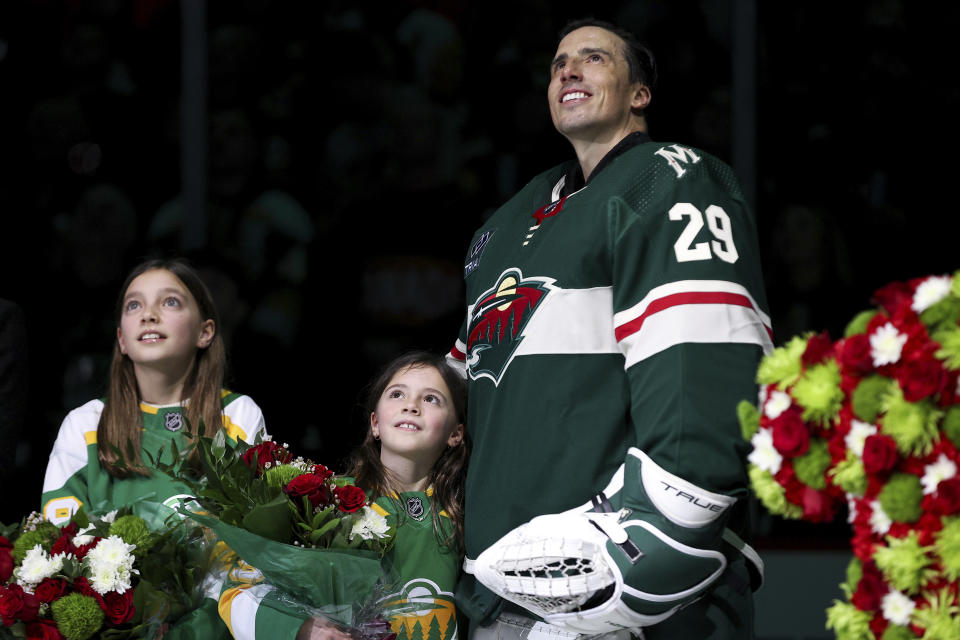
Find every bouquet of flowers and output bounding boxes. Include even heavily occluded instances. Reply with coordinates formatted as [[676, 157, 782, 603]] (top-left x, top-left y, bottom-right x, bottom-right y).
[[157, 432, 401, 633], [0, 509, 209, 640], [741, 271, 960, 639]]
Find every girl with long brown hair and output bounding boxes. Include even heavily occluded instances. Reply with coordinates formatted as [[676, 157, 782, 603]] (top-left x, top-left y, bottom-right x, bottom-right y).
[[41, 257, 268, 528]]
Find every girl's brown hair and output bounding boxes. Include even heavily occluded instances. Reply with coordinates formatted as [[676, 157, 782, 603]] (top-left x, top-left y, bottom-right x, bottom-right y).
[[347, 351, 470, 550], [98, 257, 226, 477]]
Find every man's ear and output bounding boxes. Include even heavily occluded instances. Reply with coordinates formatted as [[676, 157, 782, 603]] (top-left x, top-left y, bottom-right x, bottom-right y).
[[631, 84, 651, 111]]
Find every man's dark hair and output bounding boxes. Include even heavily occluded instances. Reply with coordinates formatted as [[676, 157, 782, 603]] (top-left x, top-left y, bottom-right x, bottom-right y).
[[558, 18, 657, 89]]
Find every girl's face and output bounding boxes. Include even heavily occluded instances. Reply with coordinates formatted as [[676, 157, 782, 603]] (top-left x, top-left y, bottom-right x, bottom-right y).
[[370, 365, 464, 467], [116, 269, 214, 375]]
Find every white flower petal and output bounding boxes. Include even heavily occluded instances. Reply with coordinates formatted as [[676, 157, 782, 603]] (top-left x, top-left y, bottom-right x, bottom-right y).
[[764, 390, 793, 420], [911, 276, 952, 313], [881, 588, 915, 625], [921, 454, 957, 495], [845, 420, 877, 458], [869, 322, 908, 367], [748, 429, 782, 474], [870, 500, 892, 535]]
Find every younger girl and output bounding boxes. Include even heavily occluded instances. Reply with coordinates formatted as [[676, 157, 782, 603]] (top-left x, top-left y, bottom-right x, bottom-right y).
[[41, 257, 268, 528], [219, 351, 469, 640]]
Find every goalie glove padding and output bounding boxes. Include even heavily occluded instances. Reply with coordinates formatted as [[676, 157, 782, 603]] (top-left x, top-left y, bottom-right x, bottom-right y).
[[471, 447, 735, 634]]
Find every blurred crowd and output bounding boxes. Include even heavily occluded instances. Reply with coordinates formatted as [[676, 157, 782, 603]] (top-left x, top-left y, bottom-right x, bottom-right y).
[[0, 0, 956, 541]]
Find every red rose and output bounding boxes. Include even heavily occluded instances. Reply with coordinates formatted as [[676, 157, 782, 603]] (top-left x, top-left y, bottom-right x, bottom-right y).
[[34, 578, 69, 604], [25, 618, 64, 640], [241, 441, 292, 475], [313, 464, 334, 482], [897, 356, 945, 402], [850, 561, 886, 611], [102, 590, 135, 625], [801, 486, 839, 523], [770, 409, 810, 458], [0, 537, 13, 583], [872, 281, 913, 316], [0, 584, 40, 625], [72, 537, 100, 561], [333, 485, 367, 513], [838, 334, 873, 375], [801, 331, 834, 366], [72, 577, 105, 608], [285, 474, 330, 508], [862, 434, 899, 475], [934, 477, 960, 515]]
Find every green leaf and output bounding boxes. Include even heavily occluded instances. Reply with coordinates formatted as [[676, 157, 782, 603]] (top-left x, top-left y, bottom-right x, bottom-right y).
[[309, 518, 341, 541], [241, 494, 293, 542]]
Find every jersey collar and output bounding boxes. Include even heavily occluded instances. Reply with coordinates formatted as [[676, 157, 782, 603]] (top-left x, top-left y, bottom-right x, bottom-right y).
[[560, 131, 652, 197]]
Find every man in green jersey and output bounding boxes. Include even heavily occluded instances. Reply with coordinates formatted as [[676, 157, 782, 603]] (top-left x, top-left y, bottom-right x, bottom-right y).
[[447, 18, 771, 639]]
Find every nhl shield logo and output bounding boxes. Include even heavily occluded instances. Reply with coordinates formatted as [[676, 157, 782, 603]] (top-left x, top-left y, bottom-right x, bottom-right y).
[[406, 496, 426, 521], [467, 268, 554, 386], [164, 412, 183, 432]]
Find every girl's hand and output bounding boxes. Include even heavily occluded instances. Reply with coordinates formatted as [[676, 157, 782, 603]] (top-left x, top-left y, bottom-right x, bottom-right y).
[[296, 617, 353, 640]]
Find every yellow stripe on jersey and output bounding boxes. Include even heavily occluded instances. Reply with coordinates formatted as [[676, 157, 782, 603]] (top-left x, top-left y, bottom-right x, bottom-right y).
[[139, 402, 159, 415], [84, 430, 98, 445], [218, 586, 250, 637], [222, 414, 247, 442], [372, 503, 390, 517]]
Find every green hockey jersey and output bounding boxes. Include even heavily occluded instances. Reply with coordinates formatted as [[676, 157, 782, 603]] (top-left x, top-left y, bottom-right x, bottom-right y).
[[41, 391, 266, 528], [448, 135, 771, 636], [217, 488, 460, 640]]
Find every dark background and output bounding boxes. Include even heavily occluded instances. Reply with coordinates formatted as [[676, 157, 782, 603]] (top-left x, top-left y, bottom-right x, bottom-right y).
[[0, 0, 956, 547]]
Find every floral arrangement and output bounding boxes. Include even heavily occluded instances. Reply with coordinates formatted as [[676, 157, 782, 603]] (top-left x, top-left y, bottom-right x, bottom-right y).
[[0, 509, 206, 640], [741, 271, 960, 639], [158, 432, 399, 631]]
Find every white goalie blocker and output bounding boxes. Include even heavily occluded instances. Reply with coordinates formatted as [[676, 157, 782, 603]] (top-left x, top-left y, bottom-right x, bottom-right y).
[[467, 447, 762, 634]]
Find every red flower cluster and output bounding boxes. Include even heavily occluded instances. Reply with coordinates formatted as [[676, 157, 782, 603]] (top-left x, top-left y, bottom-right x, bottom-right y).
[[241, 440, 294, 475]]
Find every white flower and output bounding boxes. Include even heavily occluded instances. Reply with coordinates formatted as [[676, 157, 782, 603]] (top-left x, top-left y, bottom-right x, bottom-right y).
[[15, 545, 65, 588], [349, 506, 391, 541], [869, 500, 892, 535], [101, 510, 118, 524], [748, 428, 782, 474], [845, 420, 877, 458], [922, 454, 957, 495], [881, 588, 916, 625], [84, 535, 138, 594], [764, 390, 792, 420], [758, 384, 769, 409], [847, 496, 858, 524], [911, 275, 952, 313], [870, 322, 908, 367]]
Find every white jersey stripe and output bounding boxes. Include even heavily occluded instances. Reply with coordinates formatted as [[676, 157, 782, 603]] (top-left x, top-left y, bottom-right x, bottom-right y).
[[513, 286, 619, 356], [619, 302, 773, 369]]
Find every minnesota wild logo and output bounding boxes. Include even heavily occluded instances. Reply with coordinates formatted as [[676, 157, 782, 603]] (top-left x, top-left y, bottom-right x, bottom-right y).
[[467, 268, 554, 386], [388, 578, 457, 640]]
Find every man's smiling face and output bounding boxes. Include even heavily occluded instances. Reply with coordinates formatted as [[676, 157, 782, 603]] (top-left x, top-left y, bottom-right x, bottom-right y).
[[547, 26, 648, 144]]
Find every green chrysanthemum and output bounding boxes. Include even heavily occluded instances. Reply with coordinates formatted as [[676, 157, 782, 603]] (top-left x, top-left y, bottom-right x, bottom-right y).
[[873, 532, 933, 594], [943, 407, 960, 450], [12, 520, 60, 562], [757, 334, 807, 388], [922, 296, 960, 334], [880, 388, 943, 457], [881, 625, 917, 640], [933, 325, 960, 371], [737, 400, 761, 441], [264, 463, 302, 489], [825, 600, 875, 640], [933, 516, 960, 581], [51, 593, 105, 640], [877, 473, 924, 524], [844, 310, 879, 338], [109, 514, 153, 555], [912, 588, 960, 640], [748, 465, 802, 519], [829, 453, 867, 497], [851, 376, 894, 424], [791, 359, 844, 425], [841, 557, 862, 599], [793, 439, 830, 489]]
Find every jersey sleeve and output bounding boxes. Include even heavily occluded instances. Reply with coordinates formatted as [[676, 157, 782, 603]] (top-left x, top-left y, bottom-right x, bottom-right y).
[[222, 394, 267, 444], [41, 399, 103, 524], [446, 314, 468, 379], [611, 150, 772, 497], [213, 547, 308, 640]]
